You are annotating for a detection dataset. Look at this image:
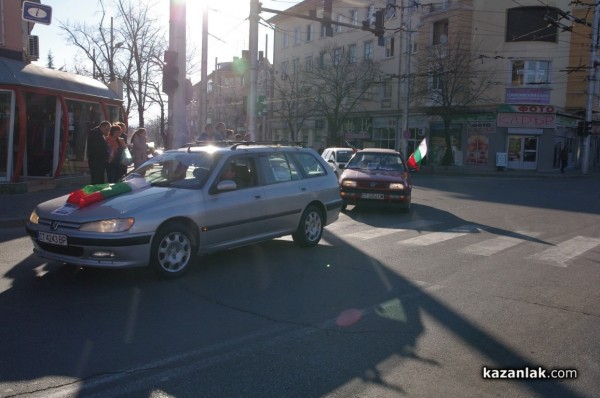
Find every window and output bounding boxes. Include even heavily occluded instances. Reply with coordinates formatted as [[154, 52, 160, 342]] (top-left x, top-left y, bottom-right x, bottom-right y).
[[333, 47, 342, 65], [280, 61, 288, 78], [431, 68, 444, 91], [385, 37, 395, 58], [305, 55, 313, 71], [366, 5, 376, 25], [306, 24, 314, 41], [348, 44, 357, 64], [364, 41, 373, 60], [506, 7, 558, 42], [350, 9, 358, 26], [511, 60, 550, 86], [294, 27, 301, 46], [292, 58, 300, 75], [283, 32, 289, 48], [319, 52, 327, 67], [386, 0, 396, 19], [336, 15, 343, 33], [383, 80, 393, 99], [433, 20, 448, 45], [292, 152, 327, 178]]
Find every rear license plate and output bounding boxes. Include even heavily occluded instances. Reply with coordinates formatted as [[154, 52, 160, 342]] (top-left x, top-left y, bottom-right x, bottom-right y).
[[38, 231, 68, 246], [361, 193, 385, 200]]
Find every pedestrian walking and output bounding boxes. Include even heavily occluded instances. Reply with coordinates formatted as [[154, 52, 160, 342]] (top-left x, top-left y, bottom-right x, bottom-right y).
[[560, 144, 568, 173], [87, 120, 111, 184], [130, 128, 148, 168], [116, 121, 129, 177], [106, 124, 127, 182]]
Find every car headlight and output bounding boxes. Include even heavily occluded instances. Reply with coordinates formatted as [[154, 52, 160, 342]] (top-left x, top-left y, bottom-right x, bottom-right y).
[[389, 183, 405, 190], [79, 218, 135, 233], [342, 180, 357, 188], [29, 210, 39, 224]]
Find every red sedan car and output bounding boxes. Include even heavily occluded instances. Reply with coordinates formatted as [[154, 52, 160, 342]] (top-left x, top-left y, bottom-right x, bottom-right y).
[[339, 148, 412, 211]]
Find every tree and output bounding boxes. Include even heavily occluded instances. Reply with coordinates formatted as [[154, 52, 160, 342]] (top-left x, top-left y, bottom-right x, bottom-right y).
[[303, 46, 382, 146], [60, 0, 167, 127], [272, 63, 315, 142], [412, 30, 496, 165]]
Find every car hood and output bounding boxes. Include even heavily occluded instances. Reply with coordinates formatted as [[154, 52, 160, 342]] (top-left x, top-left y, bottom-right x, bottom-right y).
[[35, 186, 200, 222], [341, 168, 410, 182]]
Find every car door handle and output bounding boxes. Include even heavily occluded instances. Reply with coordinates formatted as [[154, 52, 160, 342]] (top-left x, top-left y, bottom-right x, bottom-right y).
[[254, 194, 262, 199], [300, 187, 307, 191]]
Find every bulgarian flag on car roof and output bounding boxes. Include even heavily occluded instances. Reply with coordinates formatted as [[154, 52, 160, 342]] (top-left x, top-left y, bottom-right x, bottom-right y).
[[66, 178, 149, 208], [407, 138, 428, 171]]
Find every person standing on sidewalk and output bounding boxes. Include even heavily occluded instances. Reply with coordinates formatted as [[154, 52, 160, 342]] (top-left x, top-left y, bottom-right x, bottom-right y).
[[130, 128, 148, 168], [560, 144, 569, 173], [106, 125, 127, 182], [87, 121, 110, 184]]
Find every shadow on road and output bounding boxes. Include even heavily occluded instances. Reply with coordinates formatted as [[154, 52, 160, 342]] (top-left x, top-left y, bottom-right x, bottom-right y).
[[0, 222, 585, 397]]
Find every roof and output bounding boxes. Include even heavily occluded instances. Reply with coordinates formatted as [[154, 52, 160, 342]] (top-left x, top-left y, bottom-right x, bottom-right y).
[[0, 57, 121, 101]]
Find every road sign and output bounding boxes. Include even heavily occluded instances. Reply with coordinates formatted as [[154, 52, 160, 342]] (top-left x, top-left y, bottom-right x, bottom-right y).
[[22, 1, 52, 25]]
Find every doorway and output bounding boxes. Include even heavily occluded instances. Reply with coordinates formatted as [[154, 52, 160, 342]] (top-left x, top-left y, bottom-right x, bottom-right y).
[[507, 135, 538, 169]]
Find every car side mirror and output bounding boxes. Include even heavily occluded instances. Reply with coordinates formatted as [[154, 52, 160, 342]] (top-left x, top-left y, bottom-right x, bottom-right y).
[[216, 180, 237, 191]]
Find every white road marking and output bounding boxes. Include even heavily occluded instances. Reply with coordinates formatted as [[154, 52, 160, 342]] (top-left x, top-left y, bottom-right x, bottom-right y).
[[528, 236, 600, 267], [345, 219, 442, 240], [397, 224, 484, 246], [460, 231, 541, 256]]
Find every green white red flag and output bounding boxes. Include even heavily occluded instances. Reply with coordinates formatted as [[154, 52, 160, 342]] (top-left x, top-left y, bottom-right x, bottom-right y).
[[66, 178, 149, 208], [407, 138, 428, 170]]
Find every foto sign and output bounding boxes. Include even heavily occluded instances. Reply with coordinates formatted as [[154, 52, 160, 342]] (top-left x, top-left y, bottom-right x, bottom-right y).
[[22, 1, 52, 25]]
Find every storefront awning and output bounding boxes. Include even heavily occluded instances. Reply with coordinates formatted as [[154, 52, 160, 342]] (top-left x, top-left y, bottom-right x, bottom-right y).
[[0, 57, 120, 100]]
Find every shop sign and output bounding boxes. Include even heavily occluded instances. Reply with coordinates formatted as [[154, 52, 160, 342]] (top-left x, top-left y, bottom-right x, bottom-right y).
[[497, 113, 556, 128], [467, 121, 495, 134], [505, 88, 551, 104], [499, 104, 555, 113]]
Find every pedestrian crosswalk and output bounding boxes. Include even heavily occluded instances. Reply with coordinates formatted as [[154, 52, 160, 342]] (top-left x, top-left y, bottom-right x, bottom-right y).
[[323, 218, 600, 267]]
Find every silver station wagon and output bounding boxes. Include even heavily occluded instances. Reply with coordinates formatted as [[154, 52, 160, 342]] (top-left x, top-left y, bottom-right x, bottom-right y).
[[26, 143, 343, 278]]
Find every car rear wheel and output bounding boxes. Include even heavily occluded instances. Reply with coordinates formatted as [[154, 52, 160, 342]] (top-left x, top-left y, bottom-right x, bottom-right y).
[[150, 223, 195, 278], [292, 205, 323, 247]]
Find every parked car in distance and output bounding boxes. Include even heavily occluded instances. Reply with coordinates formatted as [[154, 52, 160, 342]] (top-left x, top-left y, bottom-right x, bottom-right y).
[[339, 148, 412, 211], [26, 143, 343, 278], [321, 147, 355, 178]]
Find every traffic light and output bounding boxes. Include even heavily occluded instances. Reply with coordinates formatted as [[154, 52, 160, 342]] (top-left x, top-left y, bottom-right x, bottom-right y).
[[162, 50, 179, 94], [322, 0, 333, 37], [374, 10, 385, 46]]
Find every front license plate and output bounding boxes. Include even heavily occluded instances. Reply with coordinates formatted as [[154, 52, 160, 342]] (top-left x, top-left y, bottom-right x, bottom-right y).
[[38, 231, 68, 246], [361, 193, 385, 200]]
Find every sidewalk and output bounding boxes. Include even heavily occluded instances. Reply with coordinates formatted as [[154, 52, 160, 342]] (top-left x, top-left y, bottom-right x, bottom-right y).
[[1, 167, 598, 229]]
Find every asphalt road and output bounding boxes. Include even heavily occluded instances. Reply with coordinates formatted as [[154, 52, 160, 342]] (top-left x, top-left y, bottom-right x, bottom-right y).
[[0, 175, 598, 397]]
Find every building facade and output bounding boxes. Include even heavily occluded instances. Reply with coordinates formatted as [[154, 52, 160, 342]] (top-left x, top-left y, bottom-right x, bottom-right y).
[[0, 0, 123, 184], [269, 0, 600, 171]]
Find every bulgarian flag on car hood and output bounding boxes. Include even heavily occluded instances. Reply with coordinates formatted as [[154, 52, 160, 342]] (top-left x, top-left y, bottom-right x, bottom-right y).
[[407, 138, 428, 170], [66, 178, 149, 208]]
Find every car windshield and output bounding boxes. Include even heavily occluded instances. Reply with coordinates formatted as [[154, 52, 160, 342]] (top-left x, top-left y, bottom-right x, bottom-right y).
[[125, 151, 219, 188], [346, 153, 406, 171], [337, 151, 353, 163]]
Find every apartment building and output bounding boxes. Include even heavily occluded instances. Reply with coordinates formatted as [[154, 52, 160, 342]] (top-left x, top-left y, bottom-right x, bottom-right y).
[[269, 0, 599, 171], [194, 51, 272, 141]]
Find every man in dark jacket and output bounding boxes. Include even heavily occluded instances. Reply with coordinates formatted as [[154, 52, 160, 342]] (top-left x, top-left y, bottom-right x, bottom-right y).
[[87, 121, 111, 184]]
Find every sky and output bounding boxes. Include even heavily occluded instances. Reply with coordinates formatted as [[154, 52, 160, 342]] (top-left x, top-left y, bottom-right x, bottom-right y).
[[31, 0, 298, 84]]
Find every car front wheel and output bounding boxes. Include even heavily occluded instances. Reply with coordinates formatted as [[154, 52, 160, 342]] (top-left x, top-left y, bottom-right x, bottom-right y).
[[150, 223, 195, 278], [292, 205, 324, 247]]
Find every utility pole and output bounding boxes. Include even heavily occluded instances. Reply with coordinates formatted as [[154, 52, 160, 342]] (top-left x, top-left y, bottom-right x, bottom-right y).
[[399, 1, 414, 158], [583, 2, 600, 174], [248, 0, 260, 141], [200, 2, 208, 133], [168, 0, 186, 149]]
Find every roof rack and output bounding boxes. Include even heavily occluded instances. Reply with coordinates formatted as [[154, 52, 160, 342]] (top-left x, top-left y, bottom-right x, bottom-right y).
[[181, 140, 310, 152]]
